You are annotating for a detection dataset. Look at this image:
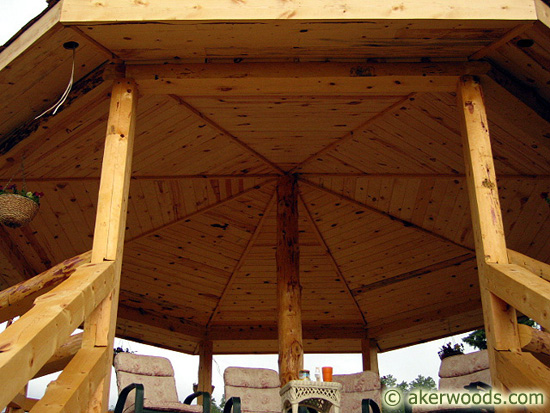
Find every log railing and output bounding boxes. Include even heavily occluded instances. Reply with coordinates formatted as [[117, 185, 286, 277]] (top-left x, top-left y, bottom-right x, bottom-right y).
[[485, 249, 550, 402], [0, 259, 115, 410]]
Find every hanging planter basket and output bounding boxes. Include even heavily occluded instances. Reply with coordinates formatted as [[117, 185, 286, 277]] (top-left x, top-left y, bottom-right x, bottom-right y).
[[0, 193, 40, 228]]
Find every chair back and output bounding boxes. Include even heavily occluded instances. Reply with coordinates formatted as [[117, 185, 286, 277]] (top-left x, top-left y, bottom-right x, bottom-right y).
[[224, 367, 281, 413], [332, 371, 381, 412], [114, 352, 180, 406]]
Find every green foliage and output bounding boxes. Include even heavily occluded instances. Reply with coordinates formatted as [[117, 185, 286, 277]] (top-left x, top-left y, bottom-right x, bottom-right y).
[[0, 184, 43, 205], [211, 395, 225, 413], [438, 342, 464, 360], [381, 374, 437, 413]]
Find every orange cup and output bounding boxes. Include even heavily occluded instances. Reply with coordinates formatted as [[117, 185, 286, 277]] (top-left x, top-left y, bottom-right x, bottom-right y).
[[322, 366, 333, 382]]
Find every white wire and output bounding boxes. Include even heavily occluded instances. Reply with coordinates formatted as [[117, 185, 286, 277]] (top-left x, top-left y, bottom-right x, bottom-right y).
[[34, 48, 75, 119]]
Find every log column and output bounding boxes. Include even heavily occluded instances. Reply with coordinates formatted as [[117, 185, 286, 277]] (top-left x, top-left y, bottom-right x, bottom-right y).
[[84, 78, 138, 411], [198, 340, 214, 402], [361, 338, 379, 375], [458, 76, 520, 396], [276, 175, 303, 386]]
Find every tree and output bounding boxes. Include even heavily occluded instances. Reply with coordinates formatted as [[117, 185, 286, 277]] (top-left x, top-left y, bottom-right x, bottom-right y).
[[408, 375, 436, 391], [211, 395, 225, 413]]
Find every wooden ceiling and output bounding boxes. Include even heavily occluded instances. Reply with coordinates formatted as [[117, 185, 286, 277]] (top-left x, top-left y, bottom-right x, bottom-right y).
[[0, 0, 549, 354]]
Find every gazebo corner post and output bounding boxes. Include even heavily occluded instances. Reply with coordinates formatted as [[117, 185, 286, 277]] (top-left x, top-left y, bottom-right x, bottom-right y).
[[198, 339, 214, 403], [83, 78, 139, 412], [361, 337, 379, 375], [276, 175, 304, 386], [457, 76, 520, 399]]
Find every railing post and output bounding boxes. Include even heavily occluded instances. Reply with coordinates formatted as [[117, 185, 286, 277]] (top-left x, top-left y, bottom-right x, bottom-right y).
[[457, 76, 520, 396], [84, 78, 138, 411]]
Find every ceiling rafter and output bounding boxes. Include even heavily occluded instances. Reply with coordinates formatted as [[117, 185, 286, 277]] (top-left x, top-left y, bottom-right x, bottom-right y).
[[168, 94, 285, 174], [290, 93, 415, 173], [299, 178, 474, 252], [298, 193, 367, 326], [124, 177, 277, 245], [351, 253, 476, 297], [0, 226, 37, 282], [469, 22, 534, 60], [206, 192, 276, 328]]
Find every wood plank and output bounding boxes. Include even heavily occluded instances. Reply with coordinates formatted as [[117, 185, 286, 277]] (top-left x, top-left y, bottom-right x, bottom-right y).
[[486, 263, 550, 331], [0, 261, 114, 411], [127, 62, 491, 96], [34, 333, 83, 379], [276, 176, 303, 386], [60, 0, 537, 24], [495, 350, 550, 410], [507, 248, 550, 282], [30, 347, 109, 413], [0, 251, 91, 323]]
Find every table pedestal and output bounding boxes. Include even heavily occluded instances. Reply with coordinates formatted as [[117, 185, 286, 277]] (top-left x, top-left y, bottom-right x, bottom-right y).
[[280, 380, 342, 413]]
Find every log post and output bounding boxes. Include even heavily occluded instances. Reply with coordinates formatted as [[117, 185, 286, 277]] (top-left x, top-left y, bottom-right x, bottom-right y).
[[276, 175, 303, 386], [198, 340, 214, 403], [361, 338, 379, 375], [83, 78, 138, 411], [457, 76, 520, 396]]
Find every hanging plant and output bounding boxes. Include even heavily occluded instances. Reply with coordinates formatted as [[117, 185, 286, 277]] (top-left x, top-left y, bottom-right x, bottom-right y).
[[0, 184, 43, 228]]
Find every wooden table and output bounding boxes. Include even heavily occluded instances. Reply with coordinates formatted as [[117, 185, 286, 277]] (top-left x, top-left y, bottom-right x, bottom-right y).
[[280, 380, 342, 413]]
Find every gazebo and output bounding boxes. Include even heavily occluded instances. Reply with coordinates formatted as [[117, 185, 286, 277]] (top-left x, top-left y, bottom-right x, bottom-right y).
[[0, 0, 550, 411]]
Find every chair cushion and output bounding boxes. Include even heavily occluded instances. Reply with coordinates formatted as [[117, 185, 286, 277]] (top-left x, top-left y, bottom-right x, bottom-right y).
[[122, 400, 202, 413], [332, 371, 381, 412], [117, 372, 180, 405], [224, 367, 281, 413], [438, 350, 489, 378], [115, 353, 175, 377]]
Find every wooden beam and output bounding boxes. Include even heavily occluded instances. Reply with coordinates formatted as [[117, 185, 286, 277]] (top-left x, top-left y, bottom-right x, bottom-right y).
[[458, 75, 520, 399], [276, 175, 303, 386], [351, 253, 476, 296], [30, 347, 109, 412], [198, 340, 214, 400], [125, 178, 276, 245], [0, 261, 114, 411], [469, 23, 534, 60], [486, 263, 550, 332], [206, 193, 276, 327], [518, 324, 550, 357], [7, 394, 36, 412], [60, 0, 538, 23], [495, 350, 550, 410], [169, 95, 284, 174], [83, 78, 138, 412], [298, 194, 366, 325], [361, 338, 379, 375], [208, 323, 367, 341], [0, 251, 91, 324], [117, 303, 205, 342], [34, 333, 83, 379], [299, 178, 474, 252], [127, 62, 491, 96], [507, 249, 550, 282]]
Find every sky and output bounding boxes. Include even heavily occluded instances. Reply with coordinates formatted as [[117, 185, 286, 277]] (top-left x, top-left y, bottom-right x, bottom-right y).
[[0, 0, 477, 408]]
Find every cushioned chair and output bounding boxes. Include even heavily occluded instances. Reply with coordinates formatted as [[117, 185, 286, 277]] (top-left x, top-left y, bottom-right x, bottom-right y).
[[114, 352, 211, 413], [332, 371, 382, 413], [222, 367, 312, 413]]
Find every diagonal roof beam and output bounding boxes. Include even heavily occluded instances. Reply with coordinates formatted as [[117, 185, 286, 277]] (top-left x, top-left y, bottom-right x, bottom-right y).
[[299, 177, 474, 252], [289, 93, 415, 173], [168, 94, 285, 174], [298, 193, 367, 326], [206, 191, 276, 328], [125, 177, 276, 245]]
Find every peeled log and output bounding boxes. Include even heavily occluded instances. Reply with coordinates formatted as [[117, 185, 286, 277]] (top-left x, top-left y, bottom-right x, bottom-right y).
[[276, 176, 303, 386]]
